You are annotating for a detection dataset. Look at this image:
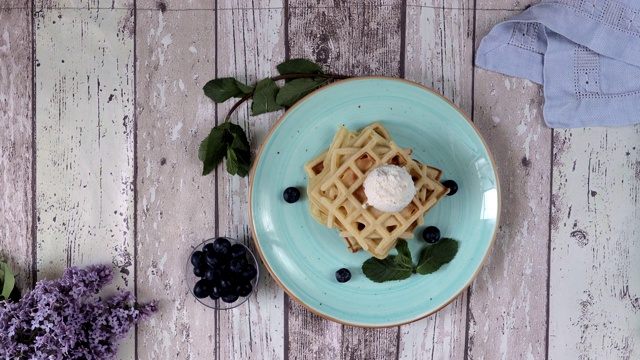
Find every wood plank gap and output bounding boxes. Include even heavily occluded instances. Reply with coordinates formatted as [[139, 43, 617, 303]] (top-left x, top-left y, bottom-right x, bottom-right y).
[[399, 0, 406, 78], [214, 2, 220, 360], [283, 0, 289, 60], [30, 0, 38, 289], [469, 0, 477, 123], [462, 290, 471, 360], [132, 0, 139, 358], [545, 128, 554, 360], [463, 5, 477, 358]]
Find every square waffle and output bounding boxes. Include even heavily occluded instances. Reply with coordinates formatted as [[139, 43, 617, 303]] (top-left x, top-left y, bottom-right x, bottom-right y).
[[304, 122, 448, 259]]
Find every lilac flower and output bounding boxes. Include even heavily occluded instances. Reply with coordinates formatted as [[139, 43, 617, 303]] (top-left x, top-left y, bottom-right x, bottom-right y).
[[0, 265, 156, 359]]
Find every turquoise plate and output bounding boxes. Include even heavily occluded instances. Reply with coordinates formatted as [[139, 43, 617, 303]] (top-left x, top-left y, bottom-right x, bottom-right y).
[[249, 77, 500, 327]]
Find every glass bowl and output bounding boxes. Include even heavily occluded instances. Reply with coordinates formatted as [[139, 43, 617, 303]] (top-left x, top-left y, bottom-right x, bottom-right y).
[[185, 237, 259, 310]]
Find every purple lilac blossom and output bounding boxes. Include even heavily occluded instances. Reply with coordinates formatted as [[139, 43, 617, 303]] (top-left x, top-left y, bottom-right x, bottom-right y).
[[0, 265, 157, 359]]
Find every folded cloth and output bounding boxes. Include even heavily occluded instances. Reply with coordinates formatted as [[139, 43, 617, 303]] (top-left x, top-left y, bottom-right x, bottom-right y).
[[475, 0, 640, 128]]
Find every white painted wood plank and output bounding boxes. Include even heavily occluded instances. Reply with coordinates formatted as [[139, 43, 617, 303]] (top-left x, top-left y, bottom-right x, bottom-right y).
[[0, 5, 34, 292], [34, 6, 136, 359], [215, 1, 286, 359], [286, 1, 403, 358], [35, 0, 133, 9], [134, 4, 219, 359], [468, 5, 551, 360], [549, 126, 640, 360], [400, 1, 473, 358]]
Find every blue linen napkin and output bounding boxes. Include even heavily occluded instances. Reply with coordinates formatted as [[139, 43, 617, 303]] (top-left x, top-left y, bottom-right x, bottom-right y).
[[475, 0, 640, 128]]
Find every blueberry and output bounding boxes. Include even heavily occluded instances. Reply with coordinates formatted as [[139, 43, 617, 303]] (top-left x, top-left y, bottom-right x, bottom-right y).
[[240, 264, 258, 281], [283, 187, 301, 203], [221, 293, 239, 303], [204, 267, 221, 282], [212, 238, 231, 256], [210, 285, 222, 300], [190, 251, 204, 267], [335, 268, 351, 283], [193, 279, 212, 298], [205, 252, 223, 269], [229, 257, 247, 274], [219, 277, 236, 293], [422, 226, 441, 243], [202, 242, 215, 255], [236, 282, 253, 297], [230, 244, 247, 259], [193, 265, 206, 278], [442, 180, 458, 196]]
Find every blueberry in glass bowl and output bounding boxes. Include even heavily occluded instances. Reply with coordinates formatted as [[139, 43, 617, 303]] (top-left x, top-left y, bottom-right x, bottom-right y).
[[186, 237, 259, 310]]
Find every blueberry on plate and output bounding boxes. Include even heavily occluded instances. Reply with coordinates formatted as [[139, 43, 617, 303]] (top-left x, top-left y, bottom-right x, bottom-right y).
[[442, 180, 458, 196], [422, 226, 441, 244], [335, 268, 351, 283], [283, 187, 301, 203]]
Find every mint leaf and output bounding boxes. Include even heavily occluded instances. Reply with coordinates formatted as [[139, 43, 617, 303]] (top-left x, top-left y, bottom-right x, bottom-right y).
[[251, 78, 283, 115], [226, 147, 250, 177], [276, 78, 327, 107], [0, 261, 16, 300], [203, 78, 252, 103], [227, 122, 250, 151], [198, 127, 227, 176], [416, 238, 459, 275], [276, 58, 323, 75], [362, 240, 413, 283], [235, 80, 254, 94], [199, 123, 251, 177]]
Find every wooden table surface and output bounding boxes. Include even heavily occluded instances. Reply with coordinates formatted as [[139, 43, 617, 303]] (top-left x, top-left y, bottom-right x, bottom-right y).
[[1, 0, 639, 359]]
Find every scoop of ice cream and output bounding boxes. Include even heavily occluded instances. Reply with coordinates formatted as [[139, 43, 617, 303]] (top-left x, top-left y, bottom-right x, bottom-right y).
[[363, 164, 416, 212]]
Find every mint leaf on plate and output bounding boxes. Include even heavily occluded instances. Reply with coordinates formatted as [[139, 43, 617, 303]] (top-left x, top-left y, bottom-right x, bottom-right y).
[[276, 58, 324, 75], [276, 78, 328, 107], [251, 78, 283, 115], [416, 238, 459, 275], [203, 77, 253, 103], [362, 240, 413, 283]]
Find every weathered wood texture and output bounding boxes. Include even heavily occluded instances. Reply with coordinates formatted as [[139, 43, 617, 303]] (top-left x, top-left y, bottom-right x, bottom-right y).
[[286, 1, 403, 359], [215, 1, 286, 359], [399, 1, 473, 359], [469, 3, 552, 360], [0, 5, 34, 292], [33, 2, 137, 358], [135, 3, 219, 359], [4, 1, 640, 359], [549, 126, 640, 360]]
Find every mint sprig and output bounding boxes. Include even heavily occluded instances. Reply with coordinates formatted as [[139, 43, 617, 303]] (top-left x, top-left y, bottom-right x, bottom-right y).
[[416, 238, 459, 275], [362, 239, 459, 283], [199, 58, 350, 177], [362, 240, 413, 283], [0, 260, 16, 301]]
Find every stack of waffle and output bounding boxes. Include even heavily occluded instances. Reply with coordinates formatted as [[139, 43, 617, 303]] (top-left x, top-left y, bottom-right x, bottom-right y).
[[304, 122, 448, 259]]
